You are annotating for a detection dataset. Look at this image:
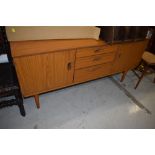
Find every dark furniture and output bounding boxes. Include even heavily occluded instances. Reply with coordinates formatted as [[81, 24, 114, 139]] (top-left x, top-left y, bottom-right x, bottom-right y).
[[147, 27, 155, 54], [99, 26, 149, 43], [0, 27, 26, 116]]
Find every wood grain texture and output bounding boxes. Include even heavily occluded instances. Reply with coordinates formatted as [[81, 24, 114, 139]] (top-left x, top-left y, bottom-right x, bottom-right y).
[[74, 63, 112, 83], [14, 54, 47, 96], [76, 45, 118, 58], [112, 40, 149, 73], [10, 39, 106, 58], [14, 50, 75, 97], [46, 50, 75, 89], [12, 39, 149, 98], [75, 52, 116, 69]]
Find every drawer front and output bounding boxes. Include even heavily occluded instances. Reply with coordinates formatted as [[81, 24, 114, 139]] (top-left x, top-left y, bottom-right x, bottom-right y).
[[76, 45, 118, 58], [75, 52, 116, 69], [74, 63, 112, 83]]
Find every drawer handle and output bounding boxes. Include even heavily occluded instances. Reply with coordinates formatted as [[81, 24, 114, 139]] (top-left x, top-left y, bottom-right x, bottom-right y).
[[93, 56, 101, 61], [67, 62, 72, 70], [94, 49, 101, 53]]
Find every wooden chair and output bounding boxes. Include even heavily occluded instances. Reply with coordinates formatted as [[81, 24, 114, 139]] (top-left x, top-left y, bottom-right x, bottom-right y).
[[135, 51, 155, 89]]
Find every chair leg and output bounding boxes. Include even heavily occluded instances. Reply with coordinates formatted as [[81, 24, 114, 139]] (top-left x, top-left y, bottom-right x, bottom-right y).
[[135, 65, 148, 89], [15, 91, 26, 117], [120, 71, 128, 82], [18, 99, 26, 116]]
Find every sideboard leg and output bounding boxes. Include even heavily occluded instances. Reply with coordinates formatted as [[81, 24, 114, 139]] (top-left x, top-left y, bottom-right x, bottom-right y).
[[120, 71, 128, 82], [34, 95, 40, 109]]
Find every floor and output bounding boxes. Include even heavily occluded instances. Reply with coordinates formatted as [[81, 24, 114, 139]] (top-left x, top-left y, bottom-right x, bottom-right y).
[[0, 71, 155, 129]]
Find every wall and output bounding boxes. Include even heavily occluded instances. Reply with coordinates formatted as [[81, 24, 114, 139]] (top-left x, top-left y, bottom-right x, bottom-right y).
[[6, 26, 100, 41]]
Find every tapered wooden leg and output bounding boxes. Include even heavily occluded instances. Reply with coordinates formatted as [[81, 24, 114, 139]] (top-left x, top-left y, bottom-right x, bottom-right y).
[[34, 95, 40, 109], [135, 65, 148, 89], [154, 76, 155, 83], [120, 71, 128, 82]]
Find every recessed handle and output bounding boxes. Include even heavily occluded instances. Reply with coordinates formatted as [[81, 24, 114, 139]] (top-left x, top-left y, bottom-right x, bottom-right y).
[[94, 49, 101, 53], [118, 53, 121, 58], [67, 62, 72, 70]]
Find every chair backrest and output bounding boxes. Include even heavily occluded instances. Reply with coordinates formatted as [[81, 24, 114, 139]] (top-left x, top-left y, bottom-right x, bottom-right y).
[[0, 27, 12, 62]]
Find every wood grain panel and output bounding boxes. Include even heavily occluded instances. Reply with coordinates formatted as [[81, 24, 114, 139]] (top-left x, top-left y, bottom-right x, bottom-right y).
[[112, 40, 149, 73], [74, 63, 112, 83], [14, 54, 48, 96], [47, 50, 75, 89], [14, 50, 75, 97], [76, 45, 118, 58], [75, 52, 116, 69], [10, 39, 106, 58]]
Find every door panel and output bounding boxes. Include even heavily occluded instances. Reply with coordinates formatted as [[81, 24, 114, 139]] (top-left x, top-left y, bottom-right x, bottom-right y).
[[47, 50, 75, 89], [14, 54, 47, 96], [113, 40, 148, 73], [14, 50, 75, 97]]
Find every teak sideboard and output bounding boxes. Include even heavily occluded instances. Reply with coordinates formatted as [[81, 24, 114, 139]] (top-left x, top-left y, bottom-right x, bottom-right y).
[[10, 39, 148, 108]]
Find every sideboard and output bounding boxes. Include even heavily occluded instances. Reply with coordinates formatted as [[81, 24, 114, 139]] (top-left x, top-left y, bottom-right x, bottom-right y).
[[10, 39, 148, 108]]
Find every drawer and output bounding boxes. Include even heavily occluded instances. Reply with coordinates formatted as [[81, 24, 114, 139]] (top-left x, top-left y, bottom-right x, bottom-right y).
[[75, 52, 116, 69], [74, 63, 112, 83], [76, 45, 118, 58]]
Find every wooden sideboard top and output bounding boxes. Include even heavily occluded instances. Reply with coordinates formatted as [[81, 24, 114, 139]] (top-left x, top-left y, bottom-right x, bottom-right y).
[[10, 39, 107, 58]]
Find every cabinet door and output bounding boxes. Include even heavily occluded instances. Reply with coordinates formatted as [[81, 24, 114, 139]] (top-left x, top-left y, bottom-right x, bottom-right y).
[[14, 54, 48, 96], [113, 40, 148, 73], [14, 50, 75, 97], [46, 50, 75, 90], [112, 43, 133, 73]]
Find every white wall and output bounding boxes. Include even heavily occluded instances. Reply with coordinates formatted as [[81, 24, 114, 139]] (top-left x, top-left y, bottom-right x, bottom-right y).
[[6, 26, 100, 41]]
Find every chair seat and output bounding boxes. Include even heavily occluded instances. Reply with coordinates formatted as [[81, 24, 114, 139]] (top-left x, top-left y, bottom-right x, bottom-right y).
[[142, 51, 155, 65]]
